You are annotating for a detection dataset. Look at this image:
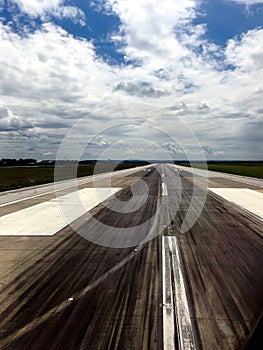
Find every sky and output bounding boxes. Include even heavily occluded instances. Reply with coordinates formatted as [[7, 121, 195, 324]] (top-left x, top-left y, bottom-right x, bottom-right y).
[[0, 0, 262, 161]]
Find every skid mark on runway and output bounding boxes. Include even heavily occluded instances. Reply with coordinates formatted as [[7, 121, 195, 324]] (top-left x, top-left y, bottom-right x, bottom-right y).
[[0, 244, 141, 349]]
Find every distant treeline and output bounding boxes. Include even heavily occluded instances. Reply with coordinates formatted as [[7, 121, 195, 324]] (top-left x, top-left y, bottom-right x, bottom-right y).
[[175, 160, 263, 166], [1, 158, 262, 167], [0, 158, 150, 167], [0, 158, 37, 166]]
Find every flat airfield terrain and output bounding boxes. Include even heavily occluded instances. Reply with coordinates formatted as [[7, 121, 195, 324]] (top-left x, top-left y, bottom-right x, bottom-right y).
[[0, 164, 262, 349]]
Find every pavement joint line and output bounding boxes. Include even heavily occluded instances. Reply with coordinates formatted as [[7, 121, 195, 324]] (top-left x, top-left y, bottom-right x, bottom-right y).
[[162, 236, 198, 350]]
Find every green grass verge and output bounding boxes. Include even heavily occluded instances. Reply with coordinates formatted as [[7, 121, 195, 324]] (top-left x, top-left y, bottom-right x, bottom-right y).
[[0, 162, 148, 192], [176, 162, 263, 179]]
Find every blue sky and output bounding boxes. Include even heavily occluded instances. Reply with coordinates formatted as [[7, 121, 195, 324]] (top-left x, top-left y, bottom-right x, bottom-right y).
[[0, 0, 262, 160]]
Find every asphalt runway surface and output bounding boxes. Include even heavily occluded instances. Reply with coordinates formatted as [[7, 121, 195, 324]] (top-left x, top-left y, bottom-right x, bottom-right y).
[[0, 164, 262, 349]]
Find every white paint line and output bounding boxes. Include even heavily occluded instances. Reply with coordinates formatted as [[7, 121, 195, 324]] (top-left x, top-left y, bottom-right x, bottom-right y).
[[0, 187, 121, 236], [162, 182, 168, 196], [0, 178, 97, 208], [162, 236, 176, 350], [209, 188, 263, 220], [0, 185, 66, 208], [162, 173, 165, 178], [162, 236, 198, 350]]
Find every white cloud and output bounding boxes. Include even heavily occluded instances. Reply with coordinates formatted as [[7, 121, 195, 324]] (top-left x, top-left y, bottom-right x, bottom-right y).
[[0, 105, 33, 131], [0, 0, 262, 159], [8, 0, 86, 25], [105, 0, 198, 63], [227, 0, 263, 4], [226, 29, 263, 71], [52, 6, 86, 26], [0, 22, 108, 102], [9, 0, 64, 17], [0, 21, 117, 156]]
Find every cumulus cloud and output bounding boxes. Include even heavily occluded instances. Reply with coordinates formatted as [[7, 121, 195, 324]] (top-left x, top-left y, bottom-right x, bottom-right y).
[[8, 0, 86, 25], [9, 0, 64, 17], [0, 106, 33, 131], [0, 22, 109, 102], [225, 29, 263, 71], [0, 0, 262, 159], [104, 0, 198, 62]]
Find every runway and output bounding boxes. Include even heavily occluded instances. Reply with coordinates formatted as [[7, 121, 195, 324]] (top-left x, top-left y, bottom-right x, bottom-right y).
[[0, 164, 262, 349]]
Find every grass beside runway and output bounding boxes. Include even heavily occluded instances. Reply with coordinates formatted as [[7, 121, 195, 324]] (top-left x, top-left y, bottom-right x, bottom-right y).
[[0, 162, 148, 192], [175, 161, 263, 179]]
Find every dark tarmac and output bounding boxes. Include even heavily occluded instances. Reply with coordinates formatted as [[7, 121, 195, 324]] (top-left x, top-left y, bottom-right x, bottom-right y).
[[0, 164, 262, 349]]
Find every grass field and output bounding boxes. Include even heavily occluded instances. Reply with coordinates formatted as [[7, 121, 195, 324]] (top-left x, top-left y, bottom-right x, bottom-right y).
[[0, 162, 147, 192], [1, 161, 262, 192], [176, 161, 263, 179]]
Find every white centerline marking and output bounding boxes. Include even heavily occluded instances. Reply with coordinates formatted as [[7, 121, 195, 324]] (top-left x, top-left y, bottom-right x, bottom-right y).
[[162, 182, 168, 196], [162, 236, 176, 349], [162, 236, 198, 350]]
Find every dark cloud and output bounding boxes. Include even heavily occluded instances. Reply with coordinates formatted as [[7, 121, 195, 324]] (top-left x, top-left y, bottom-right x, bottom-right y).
[[167, 102, 211, 116], [201, 145, 214, 155], [0, 117, 33, 132], [154, 69, 172, 81], [114, 82, 169, 98], [0, 106, 9, 118], [166, 103, 187, 111], [216, 112, 251, 119], [35, 121, 70, 129], [240, 119, 263, 143]]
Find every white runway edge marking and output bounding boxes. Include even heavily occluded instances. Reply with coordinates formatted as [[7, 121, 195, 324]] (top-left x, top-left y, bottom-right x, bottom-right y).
[[162, 236, 198, 350], [0, 183, 74, 208], [209, 188, 263, 220], [0, 188, 121, 236], [162, 182, 168, 196]]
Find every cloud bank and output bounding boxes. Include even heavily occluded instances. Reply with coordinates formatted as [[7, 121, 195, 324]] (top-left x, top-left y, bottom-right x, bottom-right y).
[[0, 0, 262, 159]]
